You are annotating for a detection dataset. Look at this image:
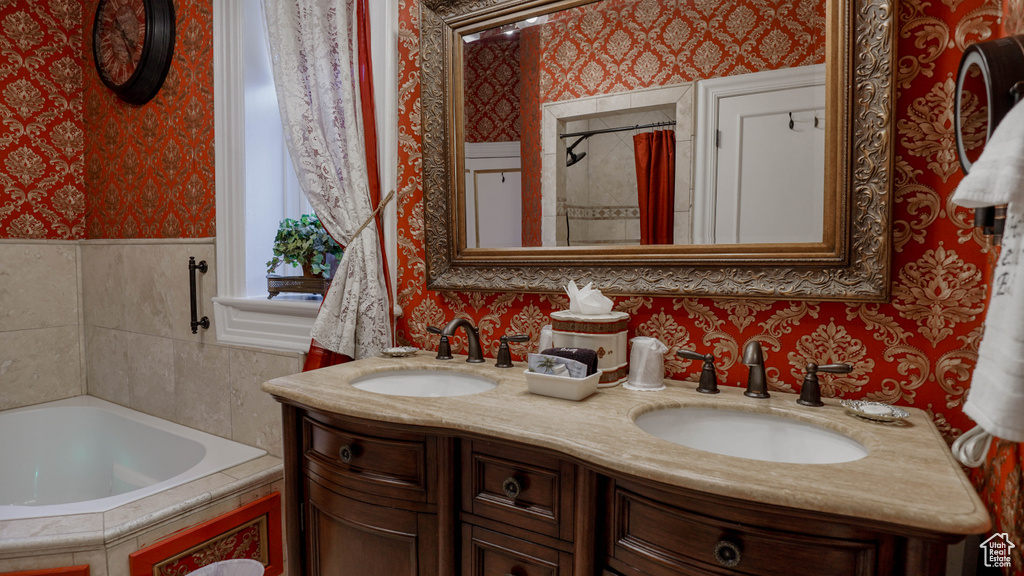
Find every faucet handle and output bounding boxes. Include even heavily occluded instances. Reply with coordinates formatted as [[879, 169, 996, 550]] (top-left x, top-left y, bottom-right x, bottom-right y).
[[427, 325, 453, 360], [797, 362, 850, 407], [676, 349, 720, 394], [495, 334, 530, 368], [798, 362, 851, 407], [817, 363, 853, 374]]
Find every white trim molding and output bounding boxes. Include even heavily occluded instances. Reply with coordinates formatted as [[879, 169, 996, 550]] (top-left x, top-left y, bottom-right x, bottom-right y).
[[212, 296, 320, 353]]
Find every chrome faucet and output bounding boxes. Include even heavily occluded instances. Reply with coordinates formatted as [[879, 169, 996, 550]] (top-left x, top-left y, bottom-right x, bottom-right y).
[[441, 318, 484, 363], [742, 340, 769, 398]]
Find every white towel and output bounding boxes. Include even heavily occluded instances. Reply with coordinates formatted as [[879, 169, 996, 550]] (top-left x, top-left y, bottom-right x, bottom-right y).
[[951, 99, 1024, 442]]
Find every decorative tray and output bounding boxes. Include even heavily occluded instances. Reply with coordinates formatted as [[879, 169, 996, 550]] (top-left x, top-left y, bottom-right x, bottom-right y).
[[381, 346, 419, 358], [840, 399, 910, 422]]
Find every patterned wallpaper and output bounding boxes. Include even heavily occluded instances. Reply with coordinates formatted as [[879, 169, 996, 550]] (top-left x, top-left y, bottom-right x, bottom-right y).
[[538, 0, 826, 102], [0, 1, 85, 239], [1005, 0, 1023, 35], [464, 33, 521, 143], [396, 0, 1000, 440], [83, 0, 215, 238], [520, 25, 542, 247]]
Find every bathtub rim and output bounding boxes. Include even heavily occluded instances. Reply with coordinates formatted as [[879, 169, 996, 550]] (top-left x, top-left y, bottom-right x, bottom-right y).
[[0, 395, 268, 521], [0, 450, 282, 559]]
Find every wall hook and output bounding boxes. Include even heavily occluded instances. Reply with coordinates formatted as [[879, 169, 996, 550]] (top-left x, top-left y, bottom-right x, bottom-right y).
[[789, 112, 795, 130]]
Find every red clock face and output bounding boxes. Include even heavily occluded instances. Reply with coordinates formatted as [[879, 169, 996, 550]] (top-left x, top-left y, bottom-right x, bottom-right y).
[[95, 0, 146, 86]]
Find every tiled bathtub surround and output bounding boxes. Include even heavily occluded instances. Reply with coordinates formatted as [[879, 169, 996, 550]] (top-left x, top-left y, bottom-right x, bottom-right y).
[[1, 238, 299, 458], [79, 239, 301, 458], [0, 241, 85, 410], [0, 238, 298, 575]]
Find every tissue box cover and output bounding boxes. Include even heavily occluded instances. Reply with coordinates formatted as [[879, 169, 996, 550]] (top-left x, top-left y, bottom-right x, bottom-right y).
[[524, 369, 603, 401], [550, 310, 629, 387]]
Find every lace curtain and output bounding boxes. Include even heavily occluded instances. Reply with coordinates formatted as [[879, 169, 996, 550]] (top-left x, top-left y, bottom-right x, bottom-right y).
[[262, 0, 391, 359]]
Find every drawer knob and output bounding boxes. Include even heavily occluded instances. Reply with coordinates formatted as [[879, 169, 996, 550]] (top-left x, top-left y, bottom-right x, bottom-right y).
[[714, 540, 742, 568], [339, 444, 357, 463], [501, 476, 522, 500]]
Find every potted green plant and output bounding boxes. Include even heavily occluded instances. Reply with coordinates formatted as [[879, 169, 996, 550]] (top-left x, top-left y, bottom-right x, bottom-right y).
[[266, 214, 344, 278]]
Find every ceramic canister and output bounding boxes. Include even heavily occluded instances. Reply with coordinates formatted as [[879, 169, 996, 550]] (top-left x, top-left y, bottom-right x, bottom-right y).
[[550, 310, 629, 387]]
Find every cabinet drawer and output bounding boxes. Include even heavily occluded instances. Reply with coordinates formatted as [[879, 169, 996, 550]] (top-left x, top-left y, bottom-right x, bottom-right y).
[[463, 524, 573, 576], [463, 440, 575, 540], [609, 485, 876, 576], [303, 416, 430, 503]]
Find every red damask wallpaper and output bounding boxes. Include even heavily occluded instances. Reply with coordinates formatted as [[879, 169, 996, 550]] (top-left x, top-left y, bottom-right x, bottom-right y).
[[0, 1, 85, 240], [464, 34, 521, 143], [538, 0, 826, 102], [396, 0, 1017, 568], [83, 0, 215, 238], [520, 25, 542, 247]]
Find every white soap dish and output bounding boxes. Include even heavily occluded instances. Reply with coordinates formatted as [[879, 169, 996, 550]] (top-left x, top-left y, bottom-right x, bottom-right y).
[[380, 346, 419, 358], [841, 399, 909, 422], [524, 369, 602, 401]]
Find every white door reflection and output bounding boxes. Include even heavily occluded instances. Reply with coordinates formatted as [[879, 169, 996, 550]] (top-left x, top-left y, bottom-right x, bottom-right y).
[[465, 142, 522, 248]]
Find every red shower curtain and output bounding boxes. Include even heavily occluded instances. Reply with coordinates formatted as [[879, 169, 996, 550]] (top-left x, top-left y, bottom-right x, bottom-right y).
[[634, 130, 676, 245]]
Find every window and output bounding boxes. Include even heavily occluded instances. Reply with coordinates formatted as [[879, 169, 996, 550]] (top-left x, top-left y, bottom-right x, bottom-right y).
[[212, 1, 397, 352]]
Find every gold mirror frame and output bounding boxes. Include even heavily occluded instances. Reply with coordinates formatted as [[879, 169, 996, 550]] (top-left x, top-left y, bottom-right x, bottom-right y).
[[421, 0, 893, 300]]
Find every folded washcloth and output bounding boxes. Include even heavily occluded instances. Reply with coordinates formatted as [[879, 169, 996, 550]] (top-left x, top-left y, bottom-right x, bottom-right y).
[[951, 99, 1024, 442], [528, 353, 587, 378], [542, 347, 599, 376]]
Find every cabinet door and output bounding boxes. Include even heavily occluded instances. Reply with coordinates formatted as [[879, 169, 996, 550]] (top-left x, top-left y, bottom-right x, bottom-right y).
[[305, 478, 438, 576]]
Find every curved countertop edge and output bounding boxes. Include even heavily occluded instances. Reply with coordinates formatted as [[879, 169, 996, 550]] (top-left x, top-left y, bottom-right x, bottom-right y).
[[262, 353, 991, 536]]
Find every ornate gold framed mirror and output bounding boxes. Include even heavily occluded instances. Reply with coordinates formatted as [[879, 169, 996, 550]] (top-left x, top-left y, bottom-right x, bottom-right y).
[[421, 0, 894, 300]]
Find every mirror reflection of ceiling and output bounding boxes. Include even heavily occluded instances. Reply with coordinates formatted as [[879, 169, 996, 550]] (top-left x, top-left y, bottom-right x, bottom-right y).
[[461, 0, 827, 249]]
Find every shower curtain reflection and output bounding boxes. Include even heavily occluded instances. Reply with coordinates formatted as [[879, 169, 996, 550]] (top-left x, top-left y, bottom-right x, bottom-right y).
[[635, 130, 676, 245]]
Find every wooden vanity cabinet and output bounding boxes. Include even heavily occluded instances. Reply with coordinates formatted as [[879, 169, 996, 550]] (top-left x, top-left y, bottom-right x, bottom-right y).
[[280, 403, 960, 576], [283, 405, 458, 576]]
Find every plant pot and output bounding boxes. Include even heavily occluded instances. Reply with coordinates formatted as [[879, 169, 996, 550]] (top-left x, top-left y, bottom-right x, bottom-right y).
[[301, 263, 317, 278]]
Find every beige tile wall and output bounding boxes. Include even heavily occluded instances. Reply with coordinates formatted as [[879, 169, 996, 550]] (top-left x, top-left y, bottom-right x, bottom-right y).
[[80, 239, 302, 458], [0, 241, 84, 410], [0, 238, 296, 574]]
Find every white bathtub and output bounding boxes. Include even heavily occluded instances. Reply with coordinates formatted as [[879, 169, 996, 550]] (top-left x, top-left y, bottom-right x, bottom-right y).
[[0, 396, 266, 521]]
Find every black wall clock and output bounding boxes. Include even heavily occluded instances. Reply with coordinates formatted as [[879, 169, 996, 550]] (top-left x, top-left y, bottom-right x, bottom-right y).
[[93, 0, 175, 106]]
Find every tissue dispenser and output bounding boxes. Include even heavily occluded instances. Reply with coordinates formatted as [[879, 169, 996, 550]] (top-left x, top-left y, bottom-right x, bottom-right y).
[[550, 310, 629, 387]]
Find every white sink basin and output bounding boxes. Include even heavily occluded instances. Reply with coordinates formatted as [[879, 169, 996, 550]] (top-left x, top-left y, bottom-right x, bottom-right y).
[[351, 370, 497, 397], [635, 407, 867, 464]]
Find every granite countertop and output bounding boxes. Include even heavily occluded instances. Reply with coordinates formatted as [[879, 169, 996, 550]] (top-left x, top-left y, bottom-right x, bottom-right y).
[[262, 352, 990, 536]]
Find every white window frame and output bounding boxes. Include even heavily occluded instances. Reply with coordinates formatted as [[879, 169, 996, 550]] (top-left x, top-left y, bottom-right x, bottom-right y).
[[212, 1, 398, 353]]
